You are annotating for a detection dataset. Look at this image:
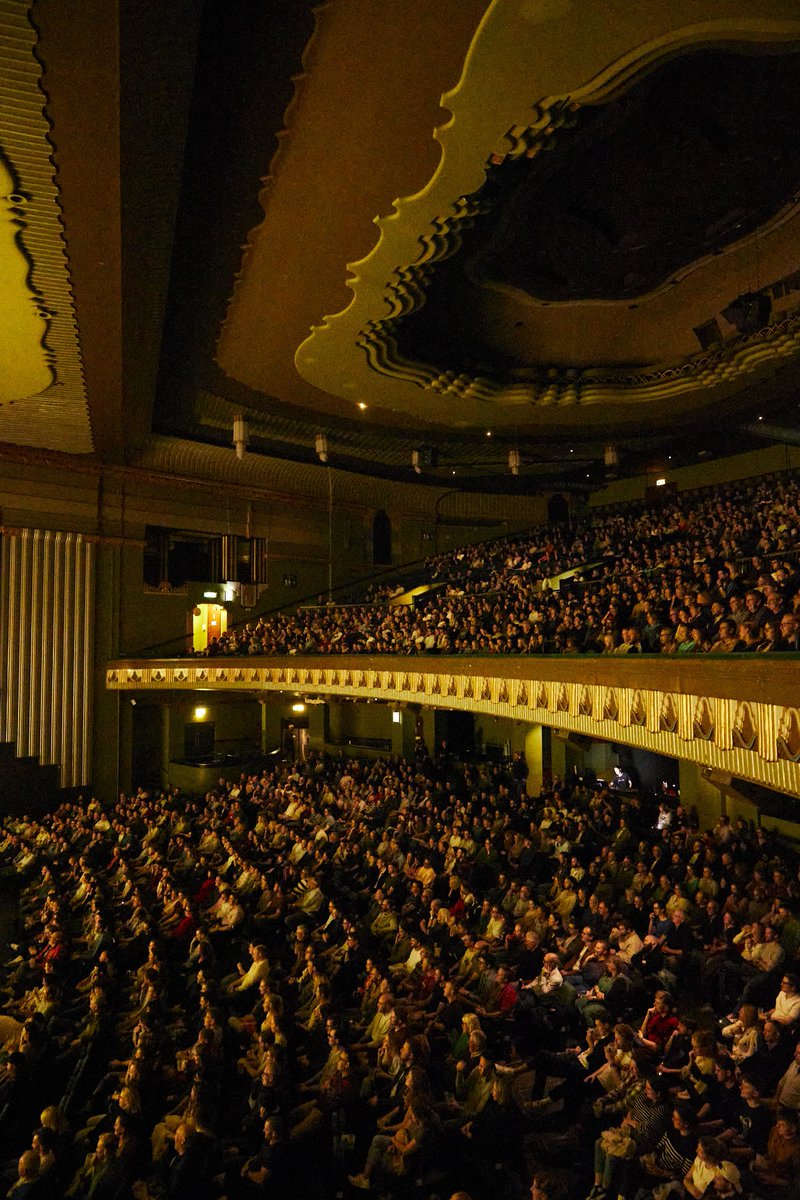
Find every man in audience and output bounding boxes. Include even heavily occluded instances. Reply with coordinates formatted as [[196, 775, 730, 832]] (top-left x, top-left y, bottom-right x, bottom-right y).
[[5, 732, 800, 1199], [188, 473, 800, 659]]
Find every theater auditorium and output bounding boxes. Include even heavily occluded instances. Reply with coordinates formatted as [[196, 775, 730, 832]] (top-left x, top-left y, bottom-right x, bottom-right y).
[[2, 3, 800, 1198]]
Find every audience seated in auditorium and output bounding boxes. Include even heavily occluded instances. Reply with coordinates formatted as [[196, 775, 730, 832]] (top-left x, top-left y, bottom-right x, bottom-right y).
[[188, 472, 800, 659], [2, 749, 800, 1198]]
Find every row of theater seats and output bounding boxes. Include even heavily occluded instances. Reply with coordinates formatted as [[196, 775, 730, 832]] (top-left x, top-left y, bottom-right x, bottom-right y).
[[194, 471, 800, 657], [1, 751, 800, 1198]]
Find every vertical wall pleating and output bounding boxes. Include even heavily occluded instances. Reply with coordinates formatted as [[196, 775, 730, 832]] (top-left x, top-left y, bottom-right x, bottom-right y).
[[0, 529, 95, 787]]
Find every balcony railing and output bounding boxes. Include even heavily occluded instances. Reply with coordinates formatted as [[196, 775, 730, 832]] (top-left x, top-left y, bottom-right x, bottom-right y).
[[107, 653, 800, 798]]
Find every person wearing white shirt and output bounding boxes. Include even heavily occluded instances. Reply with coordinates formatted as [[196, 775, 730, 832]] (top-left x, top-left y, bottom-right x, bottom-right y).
[[609, 916, 643, 965], [225, 943, 270, 995], [389, 938, 422, 978], [774, 1042, 800, 1110], [765, 973, 800, 1027], [526, 953, 564, 998]]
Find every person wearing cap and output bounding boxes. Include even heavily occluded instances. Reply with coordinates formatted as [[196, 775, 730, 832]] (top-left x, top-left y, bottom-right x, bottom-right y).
[[712, 1159, 742, 1195]]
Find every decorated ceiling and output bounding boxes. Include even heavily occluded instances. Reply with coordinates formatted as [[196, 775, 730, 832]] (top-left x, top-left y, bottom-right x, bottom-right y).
[[0, 0, 91, 452], [2, 0, 800, 490]]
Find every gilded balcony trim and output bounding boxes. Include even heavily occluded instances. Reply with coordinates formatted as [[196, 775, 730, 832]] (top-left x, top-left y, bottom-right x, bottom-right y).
[[107, 655, 800, 797]]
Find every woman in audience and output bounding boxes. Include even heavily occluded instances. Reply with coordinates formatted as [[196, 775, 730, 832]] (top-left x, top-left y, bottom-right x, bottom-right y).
[[3, 744, 800, 1199]]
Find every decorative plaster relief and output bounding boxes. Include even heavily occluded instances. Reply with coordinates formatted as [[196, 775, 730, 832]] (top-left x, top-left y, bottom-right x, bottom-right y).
[[693, 697, 715, 741], [0, 0, 92, 451], [732, 700, 758, 752], [659, 694, 678, 733], [106, 657, 800, 797], [777, 708, 800, 761], [295, 4, 800, 427]]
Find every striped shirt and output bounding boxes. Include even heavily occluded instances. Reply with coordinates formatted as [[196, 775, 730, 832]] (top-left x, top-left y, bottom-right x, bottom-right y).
[[651, 1127, 696, 1178]]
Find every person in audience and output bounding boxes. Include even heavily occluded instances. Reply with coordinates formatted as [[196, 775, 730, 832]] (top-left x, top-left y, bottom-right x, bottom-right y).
[[184, 472, 800, 660], [4, 739, 800, 1199]]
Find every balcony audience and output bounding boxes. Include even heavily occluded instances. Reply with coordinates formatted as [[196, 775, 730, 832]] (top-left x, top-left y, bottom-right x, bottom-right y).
[[192, 472, 800, 660]]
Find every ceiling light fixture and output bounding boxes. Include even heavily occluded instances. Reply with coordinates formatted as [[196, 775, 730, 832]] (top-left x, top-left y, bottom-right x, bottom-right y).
[[358, 402, 367, 410], [232, 413, 248, 460]]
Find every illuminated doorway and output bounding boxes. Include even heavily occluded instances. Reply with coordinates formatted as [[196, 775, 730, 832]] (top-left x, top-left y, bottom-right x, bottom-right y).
[[192, 603, 228, 652]]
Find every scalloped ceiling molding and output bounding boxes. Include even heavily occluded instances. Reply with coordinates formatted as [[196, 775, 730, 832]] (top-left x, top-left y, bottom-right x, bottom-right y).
[[0, 156, 51, 400], [215, 0, 491, 427], [0, 0, 91, 452], [294, 0, 800, 428]]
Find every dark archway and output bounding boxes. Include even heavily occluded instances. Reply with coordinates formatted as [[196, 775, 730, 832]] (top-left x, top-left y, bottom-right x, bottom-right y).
[[547, 492, 569, 524], [372, 510, 392, 565]]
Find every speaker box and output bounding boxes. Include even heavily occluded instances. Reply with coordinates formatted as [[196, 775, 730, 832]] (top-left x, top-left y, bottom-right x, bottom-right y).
[[722, 292, 771, 335]]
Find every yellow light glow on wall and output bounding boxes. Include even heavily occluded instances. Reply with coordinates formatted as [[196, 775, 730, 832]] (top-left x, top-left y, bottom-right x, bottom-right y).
[[0, 158, 52, 402], [191, 603, 228, 652]]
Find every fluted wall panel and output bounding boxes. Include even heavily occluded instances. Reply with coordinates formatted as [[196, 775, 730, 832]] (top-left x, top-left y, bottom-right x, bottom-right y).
[[0, 529, 95, 786]]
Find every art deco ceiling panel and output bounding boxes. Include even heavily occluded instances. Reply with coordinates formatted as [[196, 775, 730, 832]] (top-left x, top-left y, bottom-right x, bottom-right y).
[[0, 0, 92, 452], [215, 0, 493, 429], [269, 0, 800, 432]]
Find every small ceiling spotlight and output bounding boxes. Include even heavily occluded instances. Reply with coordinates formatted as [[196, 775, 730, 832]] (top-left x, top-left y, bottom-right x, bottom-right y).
[[315, 432, 329, 463], [232, 413, 248, 460], [508, 448, 520, 475]]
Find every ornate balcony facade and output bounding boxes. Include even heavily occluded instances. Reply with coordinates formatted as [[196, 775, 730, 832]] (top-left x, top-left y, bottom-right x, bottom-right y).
[[107, 655, 800, 798]]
